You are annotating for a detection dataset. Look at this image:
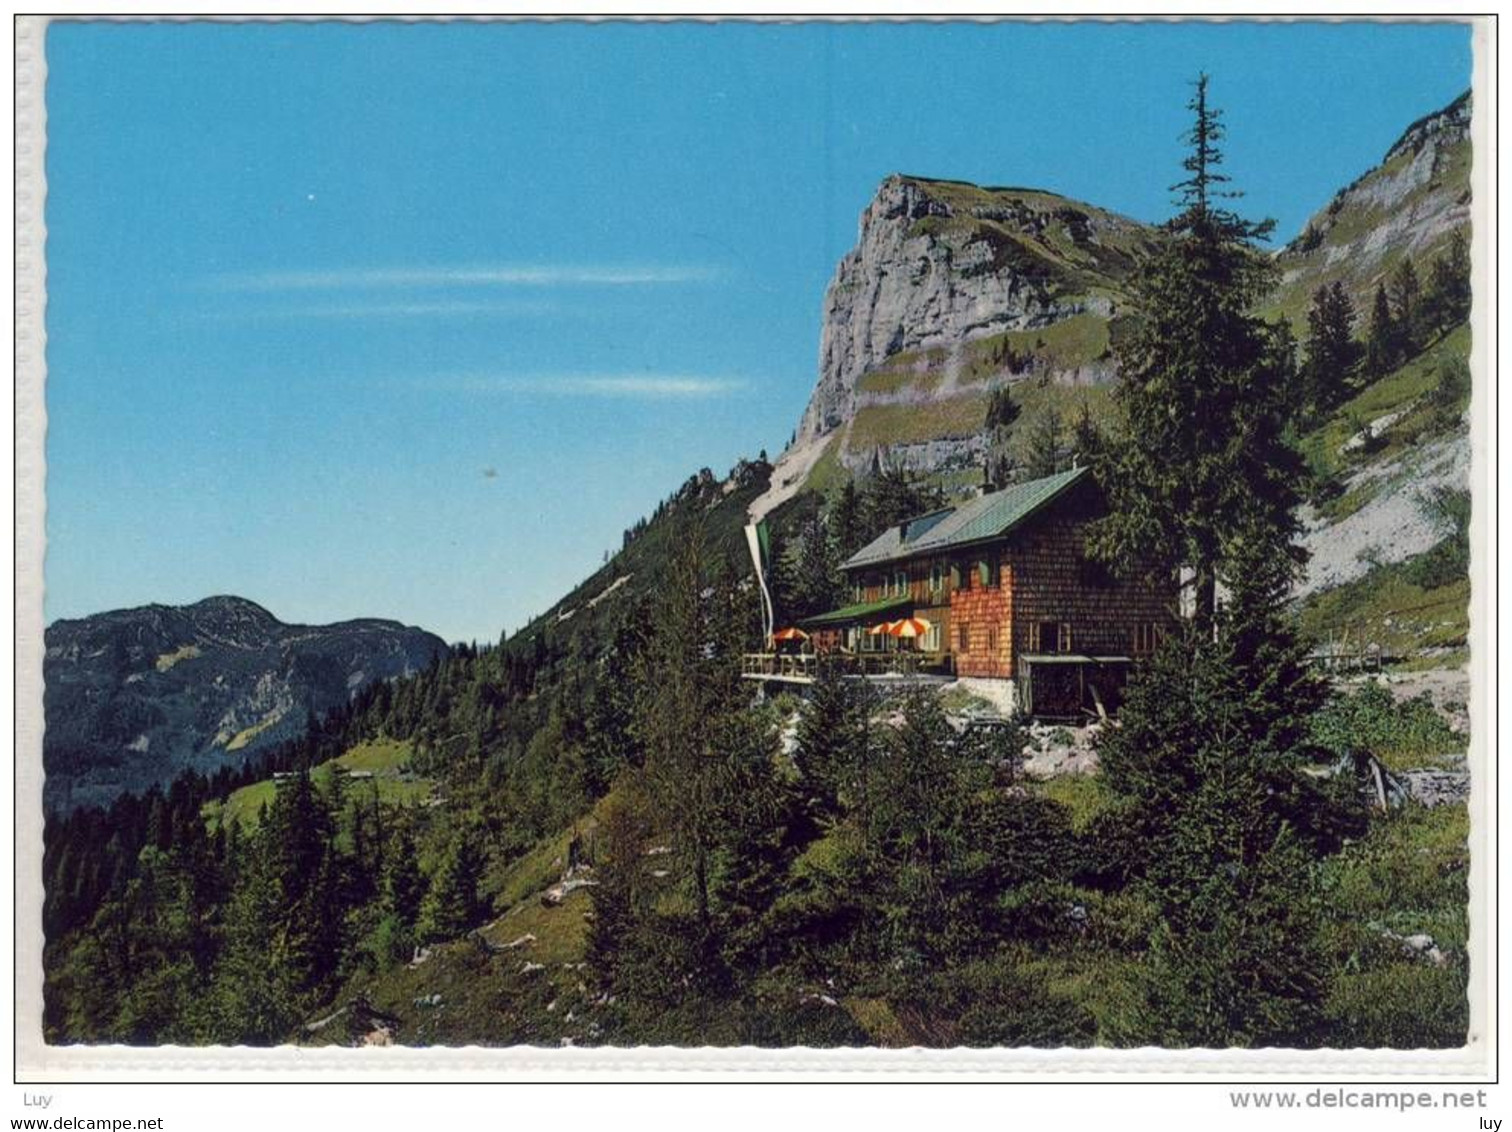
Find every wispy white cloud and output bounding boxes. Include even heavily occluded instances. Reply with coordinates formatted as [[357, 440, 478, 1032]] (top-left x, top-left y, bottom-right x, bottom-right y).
[[198, 299, 557, 321], [211, 264, 725, 293], [437, 374, 747, 400]]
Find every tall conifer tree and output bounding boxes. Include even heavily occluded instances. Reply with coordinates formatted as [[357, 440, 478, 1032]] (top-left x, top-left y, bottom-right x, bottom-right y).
[[1090, 73, 1303, 626], [1389, 256, 1424, 356], [1302, 281, 1363, 416], [1365, 282, 1399, 378], [1424, 229, 1472, 335], [1091, 74, 1347, 1047]]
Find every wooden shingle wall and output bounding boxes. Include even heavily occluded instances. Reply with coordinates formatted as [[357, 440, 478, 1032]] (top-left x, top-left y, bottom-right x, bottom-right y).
[[1008, 495, 1177, 666], [948, 560, 1012, 678], [842, 481, 1176, 680]]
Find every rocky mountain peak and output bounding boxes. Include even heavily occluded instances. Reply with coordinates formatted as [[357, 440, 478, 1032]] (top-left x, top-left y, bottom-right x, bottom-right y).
[[870, 174, 952, 225], [1384, 91, 1471, 165], [791, 173, 1153, 455], [184, 594, 281, 638]]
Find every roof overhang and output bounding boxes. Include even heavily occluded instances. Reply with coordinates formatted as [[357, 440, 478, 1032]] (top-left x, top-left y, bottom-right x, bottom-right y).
[[799, 595, 913, 628], [1018, 653, 1133, 665]]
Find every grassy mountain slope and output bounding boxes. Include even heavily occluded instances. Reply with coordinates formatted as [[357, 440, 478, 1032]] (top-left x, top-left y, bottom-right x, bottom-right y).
[[503, 458, 773, 664], [299, 758, 1466, 1049], [201, 737, 432, 832], [1294, 327, 1470, 660]]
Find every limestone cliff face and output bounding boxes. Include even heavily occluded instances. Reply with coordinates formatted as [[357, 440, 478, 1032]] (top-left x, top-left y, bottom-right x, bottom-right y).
[[753, 91, 1475, 611], [796, 175, 1154, 447], [1272, 93, 1471, 325]]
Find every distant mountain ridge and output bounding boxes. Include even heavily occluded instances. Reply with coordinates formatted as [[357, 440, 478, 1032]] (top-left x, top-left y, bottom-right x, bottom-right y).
[[44, 595, 448, 812]]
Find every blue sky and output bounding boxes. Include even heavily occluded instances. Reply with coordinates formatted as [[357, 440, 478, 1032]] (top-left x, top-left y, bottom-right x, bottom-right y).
[[44, 19, 1471, 643]]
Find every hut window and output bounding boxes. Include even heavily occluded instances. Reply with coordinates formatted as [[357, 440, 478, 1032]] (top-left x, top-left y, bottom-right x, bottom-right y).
[[1032, 621, 1073, 654], [923, 622, 941, 652], [1133, 623, 1162, 655], [977, 559, 991, 587], [949, 563, 962, 590], [893, 569, 908, 596], [929, 561, 944, 594]]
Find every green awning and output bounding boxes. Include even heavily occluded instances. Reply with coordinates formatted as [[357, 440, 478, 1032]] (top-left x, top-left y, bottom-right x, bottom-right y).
[[800, 595, 913, 628]]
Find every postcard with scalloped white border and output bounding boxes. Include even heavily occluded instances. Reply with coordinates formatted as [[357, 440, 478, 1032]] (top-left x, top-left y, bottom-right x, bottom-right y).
[[14, 14, 1497, 1081]]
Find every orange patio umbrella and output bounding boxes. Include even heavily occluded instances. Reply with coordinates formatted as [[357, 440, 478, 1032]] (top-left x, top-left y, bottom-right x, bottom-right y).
[[867, 621, 897, 636], [888, 616, 934, 640], [772, 626, 810, 642]]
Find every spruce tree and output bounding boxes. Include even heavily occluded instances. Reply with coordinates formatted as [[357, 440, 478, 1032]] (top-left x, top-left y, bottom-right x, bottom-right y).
[[829, 479, 865, 560], [982, 384, 1023, 489], [792, 660, 875, 821], [1302, 281, 1363, 416], [1069, 400, 1104, 469], [776, 507, 842, 620], [1424, 229, 1472, 335], [1365, 282, 1399, 378], [417, 832, 486, 944], [581, 600, 650, 788], [986, 383, 1022, 431], [1090, 73, 1303, 626], [1389, 256, 1424, 357], [1090, 74, 1344, 1047], [632, 527, 739, 955], [708, 707, 804, 977], [1103, 548, 1347, 1046], [382, 823, 426, 929], [1021, 404, 1066, 480], [859, 463, 941, 544], [210, 839, 301, 1044], [863, 692, 994, 966], [586, 779, 658, 1001]]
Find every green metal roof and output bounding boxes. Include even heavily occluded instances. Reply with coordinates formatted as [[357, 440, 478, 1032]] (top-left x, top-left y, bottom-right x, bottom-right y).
[[843, 466, 1090, 571], [799, 595, 913, 628]]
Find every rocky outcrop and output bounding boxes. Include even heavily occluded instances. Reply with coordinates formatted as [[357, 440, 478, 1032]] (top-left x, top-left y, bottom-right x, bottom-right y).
[[1398, 769, 1471, 808], [1274, 93, 1470, 320], [1297, 430, 1470, 597], [1386, 91, 1472, 169], [44, 596, 448, 811], [795, 175, 1152, 446]]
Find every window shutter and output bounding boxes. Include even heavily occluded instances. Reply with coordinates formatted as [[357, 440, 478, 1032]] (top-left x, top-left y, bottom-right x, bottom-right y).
[[978, 560, 990, 587]]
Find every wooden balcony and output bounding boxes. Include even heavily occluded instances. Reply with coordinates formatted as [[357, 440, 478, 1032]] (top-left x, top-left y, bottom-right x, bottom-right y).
[[740, 652, 820, 683], [740, 651, 943, 685]]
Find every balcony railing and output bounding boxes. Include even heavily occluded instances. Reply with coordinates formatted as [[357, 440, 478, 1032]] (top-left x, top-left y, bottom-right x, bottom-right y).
[[740, 652, 820, 681], [740, 651, 935, 682]]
